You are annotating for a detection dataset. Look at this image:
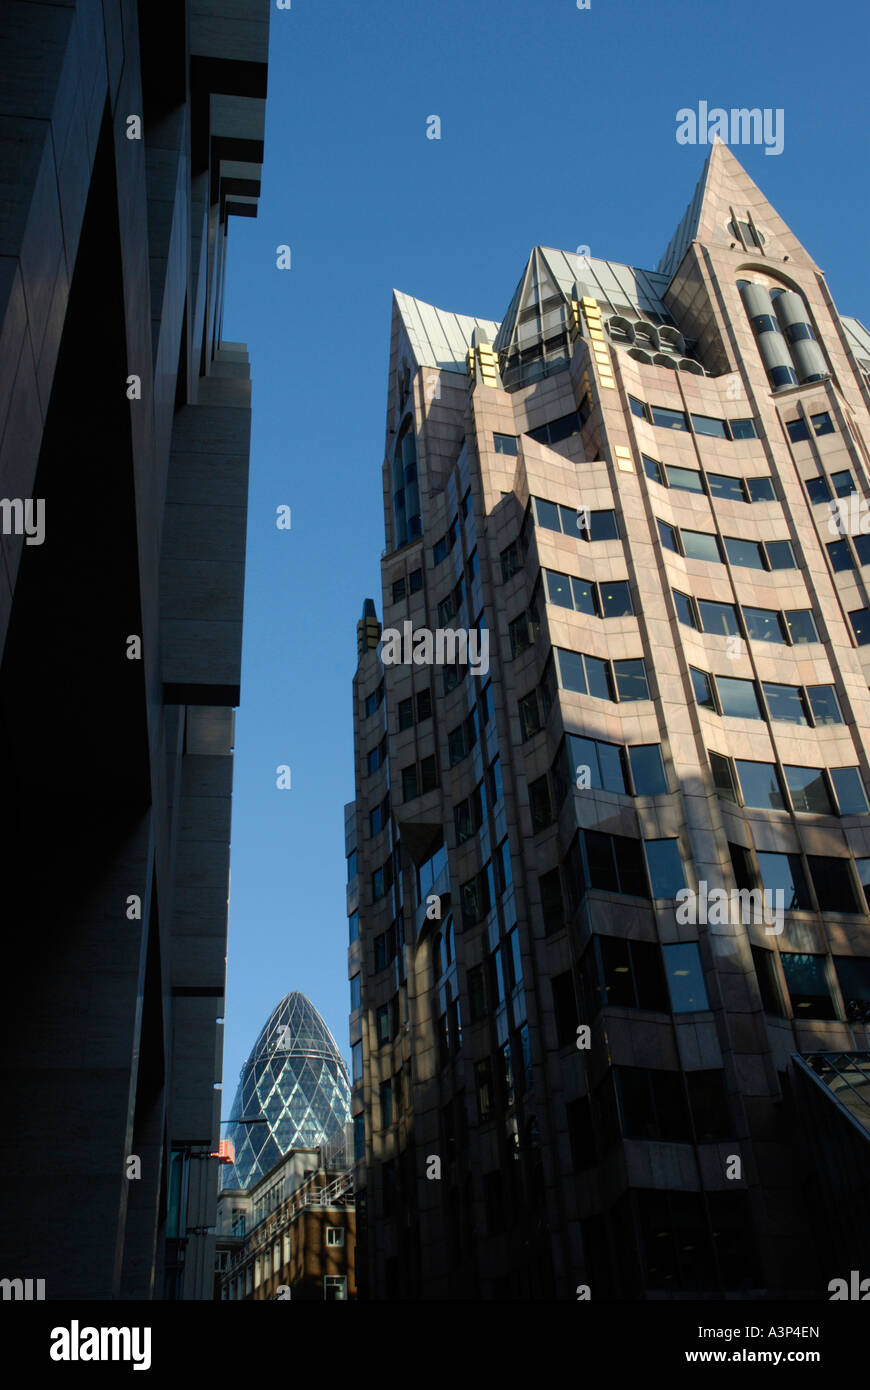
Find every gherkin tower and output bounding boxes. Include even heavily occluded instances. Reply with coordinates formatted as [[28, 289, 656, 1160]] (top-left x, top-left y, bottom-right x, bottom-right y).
[[222, 993, 351, 1190]]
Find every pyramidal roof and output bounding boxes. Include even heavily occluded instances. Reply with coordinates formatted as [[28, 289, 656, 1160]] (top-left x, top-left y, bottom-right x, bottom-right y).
[[657, 138, 818, 279]]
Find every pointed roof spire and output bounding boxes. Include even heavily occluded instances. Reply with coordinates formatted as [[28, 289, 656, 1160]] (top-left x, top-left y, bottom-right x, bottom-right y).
[[658, 140, 818, 280]]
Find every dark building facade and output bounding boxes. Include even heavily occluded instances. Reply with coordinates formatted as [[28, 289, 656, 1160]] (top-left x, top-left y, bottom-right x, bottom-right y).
[[348, 143, 870, 1300], [0, 0, 269, 1298]]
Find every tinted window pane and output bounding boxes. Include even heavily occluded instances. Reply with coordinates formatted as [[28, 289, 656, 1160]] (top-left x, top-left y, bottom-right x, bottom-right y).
[[673, 589, 697, 628], [691, 414, 728, 438], [786, 418, 810, 443], [534, 497, 561, 532], [752, 946, 784, 1015], [831, 469, 855, 497], [597, 740, 627, 794], [827, 539, 854, 571], [682, 529, 721, 563], [756, 852, 811, 910], [587, 834, 618, 893], [629, 395, 647, 419], [628, 744, 668, 795], [556, 649, 586, 694], [613, 836, 650, 898], [831, 767, 869, 815], [698, 599, 740, 637], [747, 476, 775, 502], [780, 953, 836, 1019], [743, 606, 785, 643], [854, 534, 870, 566], [589, 509, 618, 541], [724, 536, 763, 568], [708, 472, 744, 501], [643, 455, 663, 484], [585, 655, 612, 701], [651, 405, 688, 430], [600, 580, 633, 618], [849, 608, 870, 646], [717, 676, 761, 719], [807, 856, 859, 913], [765, 540, 796, 570], [812, 412, 835, 437], [658, 519, 679, 552], [807, 685, 842, 725], [663, 943, 709, 1013], [710, 751, 738, 802], [784, 609, 818, 645], [858, 859, 870, 911], [735, 759, 785, 810], [494, 433, 518, 455], [804, 475, 831, 504], [613, 658, 649, 702], [645, 840, 686, 898], [571, 576, 598, 615], [561, 503, 585, 537], [691, 667, 716, 709], [834, 957, 870, 1024], [730, 418, 757, 440], [546, 569, 573, 608], [762, 682, 807, 724], [667, 465, 705, 493], [598, 934, 633, 1002], [783, 765, 833, 814]]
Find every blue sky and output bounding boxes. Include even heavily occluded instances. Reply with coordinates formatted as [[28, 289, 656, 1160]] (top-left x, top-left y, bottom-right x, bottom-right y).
[[219, 0, 870, 1100]]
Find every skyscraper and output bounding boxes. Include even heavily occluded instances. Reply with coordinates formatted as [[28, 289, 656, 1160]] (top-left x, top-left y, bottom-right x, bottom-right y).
[[347, 141, 870, 1300], [0, 0, 269, 1298], [221, 992, 352, 1192]]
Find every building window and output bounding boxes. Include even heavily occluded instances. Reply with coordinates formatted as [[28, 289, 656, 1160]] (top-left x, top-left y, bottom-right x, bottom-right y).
[[717, 676, 761, 720], [539, 867, 565, 934], [783, 765, 833, 815], [681, 528, 722, 564], [352, 1041, 363, 1083], [756, 851, 812, 909], [380, 1079, 393, 1128], [807, 855, 861, 913], [849, 608, 870, 646], [804, 474, 831, 504], [834, 957, 870, 1023], [629, 395, 648, 419], [811, 411, 835, 436], [698, 598, 741, 638], [628, 744, 668, 795], [350, 974, 361, 1010], [326, 1227, 345, 1247], [587, 936, 669, 1013], [742, 606, 785, 643], [786, 417, 810, 443], [644, 839, 686, 898], [651, 404, 688, 430], [672, 589, 698, 628], [662, 943, 709, 1013], [324, 1276, 347, 1300], [615, 1067, 691, 1142], [392, 577, 406, 603], [752, 946, 785, 1016], [784, 609, 819, 644], [691, 413, 728, 439], [780, 953, 836, 1019], [494, 432, 518, 454], [831, 767, 869, 815], [806, 685, 842, 725]]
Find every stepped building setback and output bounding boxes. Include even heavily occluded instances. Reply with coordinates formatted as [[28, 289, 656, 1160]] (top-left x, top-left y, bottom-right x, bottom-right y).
[[347, 142, 870, 1299]]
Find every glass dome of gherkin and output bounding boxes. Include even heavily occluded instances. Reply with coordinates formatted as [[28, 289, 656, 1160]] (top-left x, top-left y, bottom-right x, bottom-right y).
[[220, 992, 351, 1191]]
